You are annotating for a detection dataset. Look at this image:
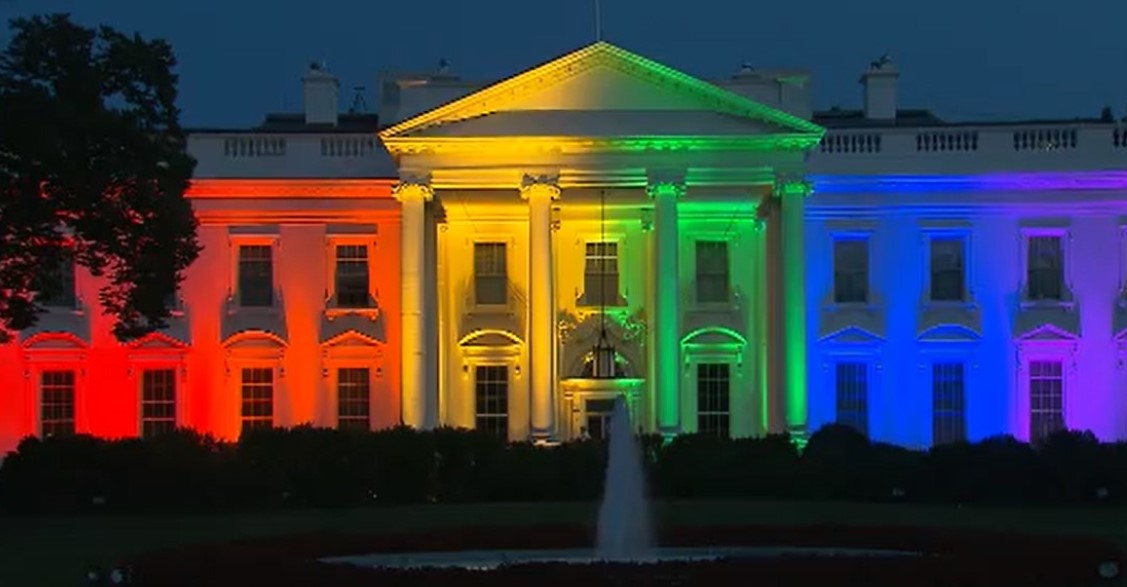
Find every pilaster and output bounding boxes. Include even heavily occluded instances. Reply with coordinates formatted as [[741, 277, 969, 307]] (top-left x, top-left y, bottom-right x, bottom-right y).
[[393, 179, 435, 429], [647, 173, 685, 438], [521, 174, 561, 440]]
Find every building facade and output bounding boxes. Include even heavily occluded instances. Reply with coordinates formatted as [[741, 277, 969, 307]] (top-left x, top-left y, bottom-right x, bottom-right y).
[[2, 42, 1126, 452]]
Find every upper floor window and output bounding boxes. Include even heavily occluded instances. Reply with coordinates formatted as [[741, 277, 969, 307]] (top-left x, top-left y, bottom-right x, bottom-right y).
[[833, 238, 868, 304], [473, 242, 507, 306], [333, 244, 370, 308], [39, 252, 76, 308], [141, 368, 177, 438], [929, 237, 965, 302], [238, 245, 274, 307], [240, 367, 274, 433], [695, 241, 730, 304], [584, 241, 620, 306], [1027, 235, 1063, 301], [40, 370, 76, 437]]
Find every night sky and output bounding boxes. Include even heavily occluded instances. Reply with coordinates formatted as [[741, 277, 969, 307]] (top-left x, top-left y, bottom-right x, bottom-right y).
[[1, 0, 1124, 128]]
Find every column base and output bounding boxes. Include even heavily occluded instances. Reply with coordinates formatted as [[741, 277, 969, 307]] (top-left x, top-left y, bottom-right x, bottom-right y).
[[786, 425, 809, 451]]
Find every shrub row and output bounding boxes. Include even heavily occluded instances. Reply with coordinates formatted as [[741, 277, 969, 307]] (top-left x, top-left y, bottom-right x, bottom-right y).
[[1, 424, 1125, 513]]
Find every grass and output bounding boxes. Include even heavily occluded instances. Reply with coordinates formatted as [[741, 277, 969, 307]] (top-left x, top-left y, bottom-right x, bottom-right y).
[[3, 500, 1127, 587]]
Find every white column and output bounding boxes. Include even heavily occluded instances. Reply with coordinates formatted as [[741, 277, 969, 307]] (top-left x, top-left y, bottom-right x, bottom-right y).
[[778, 179, 810, 439], [521, 174, 560, 440], [394, 180, 433, 429], [647, 176, 684, 439]]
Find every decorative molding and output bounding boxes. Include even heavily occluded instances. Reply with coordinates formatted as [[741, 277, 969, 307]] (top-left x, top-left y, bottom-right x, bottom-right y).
[[383, 135, 822, 157], [519, 174, 561, 200], [392, 179, 434, 203], [187, 179, 396, 199]]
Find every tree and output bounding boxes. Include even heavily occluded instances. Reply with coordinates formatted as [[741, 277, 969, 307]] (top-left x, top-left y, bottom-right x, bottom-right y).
[[0, 14, 199, 341]]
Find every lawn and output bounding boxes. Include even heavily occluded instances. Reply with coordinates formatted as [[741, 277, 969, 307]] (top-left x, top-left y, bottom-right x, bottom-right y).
[[3, 500, 1127, 587]]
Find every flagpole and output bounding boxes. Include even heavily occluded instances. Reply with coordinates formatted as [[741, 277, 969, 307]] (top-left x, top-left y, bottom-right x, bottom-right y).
[[594, 0, 602, 41]]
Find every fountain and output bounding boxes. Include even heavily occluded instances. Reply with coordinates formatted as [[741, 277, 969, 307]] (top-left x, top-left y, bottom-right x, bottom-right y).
[[595, 396, 652, 560]]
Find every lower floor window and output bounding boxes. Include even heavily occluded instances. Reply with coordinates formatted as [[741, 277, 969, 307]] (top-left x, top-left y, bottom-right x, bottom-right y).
[[240, 367, 274, 434], [932, 362, 966, 445], [41, 370, 76, 437], [835, 362, 868, 435], [474, 365, 508, 438], [141, 368, 177, 438], [1029, 360, 1064, 443], [696, 363, 731, 437], [337, 367, 371, 431]]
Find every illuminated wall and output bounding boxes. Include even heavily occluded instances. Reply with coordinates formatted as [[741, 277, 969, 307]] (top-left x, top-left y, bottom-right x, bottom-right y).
[[0, 180, 402, 453]]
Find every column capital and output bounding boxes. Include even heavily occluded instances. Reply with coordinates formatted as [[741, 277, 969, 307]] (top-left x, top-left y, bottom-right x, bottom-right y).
[[392, 177, 434, 202], [646, 170, 686, 199], [520, 173, 560, 200], [773, 176, 813, 198]]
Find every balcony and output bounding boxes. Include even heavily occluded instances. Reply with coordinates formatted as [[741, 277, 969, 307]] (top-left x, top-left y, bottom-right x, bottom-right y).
[[458, 278, 527, 343]]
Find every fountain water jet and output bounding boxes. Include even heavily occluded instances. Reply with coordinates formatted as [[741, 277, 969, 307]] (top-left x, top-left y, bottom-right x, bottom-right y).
[[595, 395, 652, 560]]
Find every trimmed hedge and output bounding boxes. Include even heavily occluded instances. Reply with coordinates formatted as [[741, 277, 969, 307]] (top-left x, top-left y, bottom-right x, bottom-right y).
[[1, 424, 1125, 514]]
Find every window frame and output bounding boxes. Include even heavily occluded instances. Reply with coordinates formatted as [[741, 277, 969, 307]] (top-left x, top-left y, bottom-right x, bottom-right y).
[[921, 227, 972, 306], [238, 365, 276, 434], [578, 232, 626, 308], [472, 240, 510, 308], [1015, 336, 1076, 444], [138, 366, 180, 438], [695, 362, 732, 438], [693, 239, 732, 306], [22, 339, 87, 438], [228, 230, 281, 310], [324, 234, 377, 312], [829, 230, 872, 306], [930, 360, 968, 445], [473, 363, 510, 439], [1019, 225, 1073, 307]]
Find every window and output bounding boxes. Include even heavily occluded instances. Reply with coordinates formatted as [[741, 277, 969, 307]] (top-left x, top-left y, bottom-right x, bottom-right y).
[[240, 367, 274, 433], [695, 241, 729, 303], [333, 245, 370, 308], [834, 362, 868, 435], [237, 245, 274, 307], [1029, 360, 1064, 442], [39, 252, 76, 308], [584, 241, 619, 306], [473, 242, 507, 305], [696, 363, 731, 437], [1027, 235, 1063, 301], [833, 239, 868, 303], [141, 369, 177, 438], [932, 362, 966, 445], [474, 365, 508, 438], [337, 367, 371, 431], [929, 238, 965, 302], [584, 398, 616, 440], [40, 370, 75, 437]]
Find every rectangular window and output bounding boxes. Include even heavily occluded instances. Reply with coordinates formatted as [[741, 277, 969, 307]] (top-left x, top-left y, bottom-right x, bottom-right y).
[[696, 363, 731, 437], [932, 362, 966, 445], [584, 241, 620, 306], [1027, 235, 1063, 301], [474, 365, 508, 438], [584, 398, 616, 441], [39, 252, 76, 308], [141, 368, 177, 438], [337, 367, 371, 431], [1029, 360, 1064, 443], [834, 362, 868, 435], [334, 245, 370, 308], [240, 367, 274, 433], [473, 242, 507, 305], [929, 238, 965, 302], [695, 241, 730, 303], [40, 370, 75, 437], [237, 244, 274, 307], [833, 239, 868, 304]]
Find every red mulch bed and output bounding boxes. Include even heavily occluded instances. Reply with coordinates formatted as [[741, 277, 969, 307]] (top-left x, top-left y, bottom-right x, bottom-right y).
[[127, 525, 1125, 587]]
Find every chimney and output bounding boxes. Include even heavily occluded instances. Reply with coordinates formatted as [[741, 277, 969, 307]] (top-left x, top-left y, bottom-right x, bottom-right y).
[[859, 54, 898, 121], [302, 61, 339, 126]]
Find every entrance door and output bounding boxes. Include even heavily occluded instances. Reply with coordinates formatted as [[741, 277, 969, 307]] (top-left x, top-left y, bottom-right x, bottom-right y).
[[584, 398, 616, 440]]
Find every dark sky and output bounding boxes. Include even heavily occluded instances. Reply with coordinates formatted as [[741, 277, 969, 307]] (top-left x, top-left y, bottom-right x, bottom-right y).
[[2, 0, 1125, 127]]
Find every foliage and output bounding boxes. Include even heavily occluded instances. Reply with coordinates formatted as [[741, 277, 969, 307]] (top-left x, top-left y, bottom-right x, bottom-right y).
[[3, 425, 1127, 515], [0, 13, 198, 340]]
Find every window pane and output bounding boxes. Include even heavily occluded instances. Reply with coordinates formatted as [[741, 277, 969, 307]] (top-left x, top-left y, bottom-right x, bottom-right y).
[[584, 241, 620, 306], [932, 362, 965, 445], [833, 239, 868, 303], [337, 367, 371, 431], [334, 245, 370, 308], [474, 243, 507, 305], [1029, 360, 1064, 443], [696, 363, 730, 437], [835, 362, 868, 435], [1027, 236, 1063, 301], [39, 251, 76, 308], [238, 245, 274, 307], [929, 238, 965, 302], [474, 365, 508, 439], [695, 241, 729, 303], [40, 370, 76, 437], [240, 367, 274, 433], [141, 368, 177, 438]]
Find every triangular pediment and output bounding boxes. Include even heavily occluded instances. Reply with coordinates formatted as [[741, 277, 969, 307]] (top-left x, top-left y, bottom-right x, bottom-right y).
[[819, 326, 885, 345], [1016, 323, 1080, 342], [380, 42, 822, 142], [322, 329, 383, 350], [126, 331, 189, 350]]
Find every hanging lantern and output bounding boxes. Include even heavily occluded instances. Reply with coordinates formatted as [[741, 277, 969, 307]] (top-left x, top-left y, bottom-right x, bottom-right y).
[[591, 330, 618, 379]]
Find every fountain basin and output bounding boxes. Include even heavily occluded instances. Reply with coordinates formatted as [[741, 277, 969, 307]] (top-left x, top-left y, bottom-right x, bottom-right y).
[[323, 545, 920, 571]]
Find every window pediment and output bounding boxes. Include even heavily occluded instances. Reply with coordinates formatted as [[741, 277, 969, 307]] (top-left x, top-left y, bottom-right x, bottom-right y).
[[819, 325, 885, 346]]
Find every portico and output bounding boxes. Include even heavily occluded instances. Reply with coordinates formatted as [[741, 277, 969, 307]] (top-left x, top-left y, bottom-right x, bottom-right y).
[[379, 41, 823, 440]]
